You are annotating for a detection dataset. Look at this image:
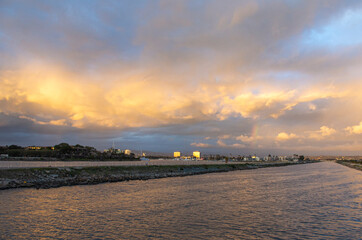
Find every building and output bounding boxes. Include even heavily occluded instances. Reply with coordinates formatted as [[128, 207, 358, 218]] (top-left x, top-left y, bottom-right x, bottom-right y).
[[25, 146, 55, 150], [193, 151, 201, 159], [278, 156, 286, 161], [26, 146, 42, 150], [104, 148, 120, 154], [124, 149, 132, 155], [174, 152, 181, 158]]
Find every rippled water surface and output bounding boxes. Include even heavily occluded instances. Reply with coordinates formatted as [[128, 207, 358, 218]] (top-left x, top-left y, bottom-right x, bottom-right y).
[[0, 162, 361, 239]]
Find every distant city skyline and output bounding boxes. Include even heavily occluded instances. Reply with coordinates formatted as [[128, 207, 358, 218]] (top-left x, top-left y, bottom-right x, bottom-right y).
[[1, 1, 362, 155]]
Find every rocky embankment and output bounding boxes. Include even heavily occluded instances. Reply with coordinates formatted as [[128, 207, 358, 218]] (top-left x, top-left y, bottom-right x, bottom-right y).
[[336, 160, 362, 171], [0, 161, 316, 190]]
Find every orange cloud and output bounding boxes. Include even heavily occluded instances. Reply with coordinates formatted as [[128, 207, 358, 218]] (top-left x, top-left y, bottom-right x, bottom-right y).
[[345, 122, 362, 134], [1, 62, 345, 132], [308, 126, 336, 140], [276, 132, 297, 141], [19, 115, 67, 126]]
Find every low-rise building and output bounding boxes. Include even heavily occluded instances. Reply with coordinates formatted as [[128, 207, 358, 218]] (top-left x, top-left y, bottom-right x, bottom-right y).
[[124, 149, 132, 155], [193, 151, 201, 159], [103, 148, 120, 154], [278, 156, 286, 161], [174, 152, 181, 158], [26, 146, 42, 150], [26, 146, 54, 150]]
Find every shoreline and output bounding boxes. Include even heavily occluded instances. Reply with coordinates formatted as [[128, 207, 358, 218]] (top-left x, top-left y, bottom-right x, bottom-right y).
[[0, 161, 317, 190], [335, 160, 362, 171]]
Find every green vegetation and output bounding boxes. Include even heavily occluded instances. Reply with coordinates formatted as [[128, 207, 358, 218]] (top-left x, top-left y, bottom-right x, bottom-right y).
[[0, 143, 137, 161], [54, 143, 73, 154]]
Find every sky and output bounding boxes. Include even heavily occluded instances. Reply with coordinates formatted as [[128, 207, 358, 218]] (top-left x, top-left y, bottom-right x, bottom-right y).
[[1, 0, 362, 156]]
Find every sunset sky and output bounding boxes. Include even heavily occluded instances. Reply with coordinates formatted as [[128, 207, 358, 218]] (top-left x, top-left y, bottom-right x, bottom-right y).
[[1, 0, 362, 155]]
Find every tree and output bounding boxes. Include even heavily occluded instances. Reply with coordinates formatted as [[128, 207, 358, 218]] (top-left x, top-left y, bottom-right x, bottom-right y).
[[54, 143, 72, 154], [8, 145, 23, 150], [299, 155, 305, 161]]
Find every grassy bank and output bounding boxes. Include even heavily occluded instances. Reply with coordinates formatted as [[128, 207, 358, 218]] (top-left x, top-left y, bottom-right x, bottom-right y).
[[335, 160, 362, 171], [0, 161, 316, 190]]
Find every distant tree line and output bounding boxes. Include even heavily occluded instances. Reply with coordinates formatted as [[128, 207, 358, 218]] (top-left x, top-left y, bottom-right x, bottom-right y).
[[0, 143, 137, 161]]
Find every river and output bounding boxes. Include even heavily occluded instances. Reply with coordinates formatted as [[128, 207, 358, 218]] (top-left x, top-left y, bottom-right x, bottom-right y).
[[0, 162, 361, 239]]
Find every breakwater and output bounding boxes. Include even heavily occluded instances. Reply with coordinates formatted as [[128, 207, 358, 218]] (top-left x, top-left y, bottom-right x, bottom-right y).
[[0, 161, 316, 190], [335, 160, 362, 171]]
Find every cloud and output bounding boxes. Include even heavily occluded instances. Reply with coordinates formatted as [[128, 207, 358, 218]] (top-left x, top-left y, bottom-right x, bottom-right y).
[[221, 91, 296, 119], [319, 126, 336, 136], [0, 62, 347, 133], [236, 135, 263, 143], [1, 0, 362, 154], [308, 126, 336, 140], [19, 115, 68, 126], [218, 134, 232, 139], [345, 122, 362, 134], [217, 140, 246, 149], [191, 142, 212, 148], [276, 132, 297, 141]]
